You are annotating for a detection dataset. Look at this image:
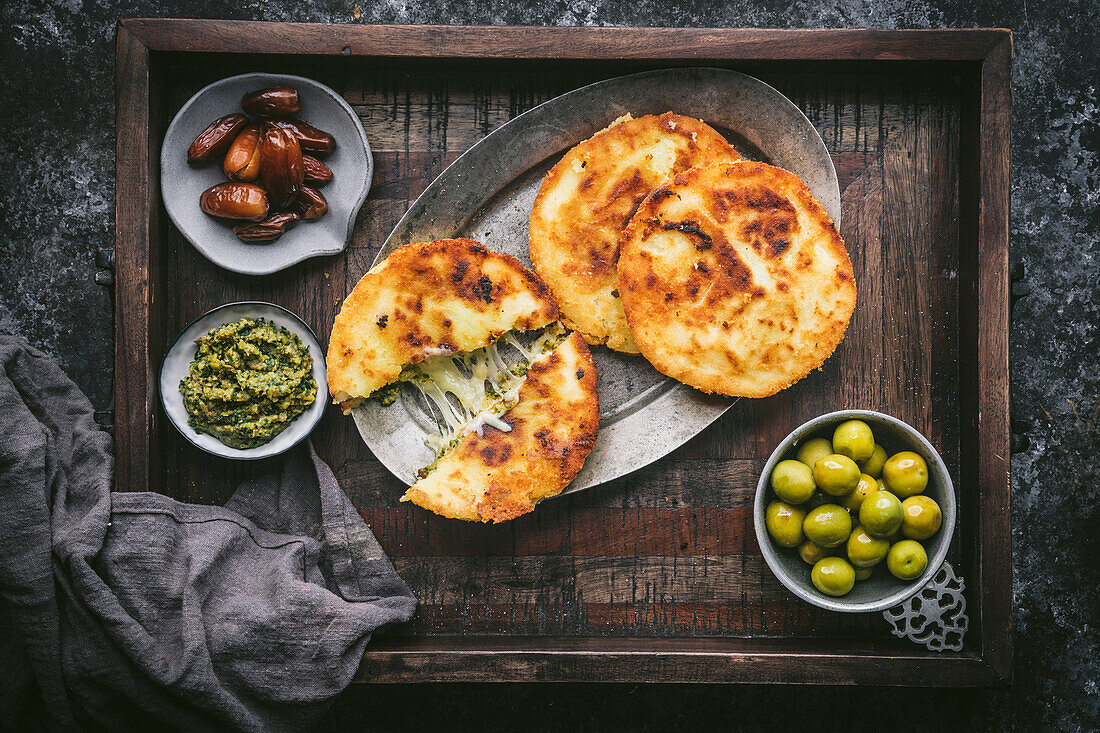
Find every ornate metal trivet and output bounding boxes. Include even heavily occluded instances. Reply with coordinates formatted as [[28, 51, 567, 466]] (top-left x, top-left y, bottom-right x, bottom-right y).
[[883, 561, 969, 652]]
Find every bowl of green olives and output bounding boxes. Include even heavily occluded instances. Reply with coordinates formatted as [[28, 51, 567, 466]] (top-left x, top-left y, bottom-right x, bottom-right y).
[[754, 410, 956, 613]]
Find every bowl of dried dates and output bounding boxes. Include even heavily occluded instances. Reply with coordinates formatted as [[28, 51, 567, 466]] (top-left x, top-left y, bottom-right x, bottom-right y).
[[161, 73, 372, 275]]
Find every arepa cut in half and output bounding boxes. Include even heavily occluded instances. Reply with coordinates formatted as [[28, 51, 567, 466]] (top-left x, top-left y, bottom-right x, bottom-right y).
[[529, 112, 741, 353], [327, 238, 559, 409], [327, 238, 599, 522], [402, 329, 599, 522], [617, 160, 857, 398]]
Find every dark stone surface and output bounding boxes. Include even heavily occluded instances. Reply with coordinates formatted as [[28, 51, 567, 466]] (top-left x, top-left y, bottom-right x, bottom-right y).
[[1, 1, 1096, 730]]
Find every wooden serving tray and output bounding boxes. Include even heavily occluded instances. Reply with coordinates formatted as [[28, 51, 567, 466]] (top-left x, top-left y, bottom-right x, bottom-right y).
[[115, 21, 1012, 686]]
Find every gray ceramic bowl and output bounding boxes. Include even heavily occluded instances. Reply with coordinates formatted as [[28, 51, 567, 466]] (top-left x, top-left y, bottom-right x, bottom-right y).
[[754, 410, 957, 613], [160, 73, 372, 275], [159, 301, 327, 460]]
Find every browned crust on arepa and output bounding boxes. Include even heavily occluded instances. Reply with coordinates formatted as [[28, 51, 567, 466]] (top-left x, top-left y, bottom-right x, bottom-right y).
[[327, 238, 559, 403], [401, 331, 599, 522], [529, 113, 742, 353], [617, 161, 856, 398]]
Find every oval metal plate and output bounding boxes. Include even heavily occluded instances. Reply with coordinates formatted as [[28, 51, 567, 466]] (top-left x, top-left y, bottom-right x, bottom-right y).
[[353, 67, 839, 493]]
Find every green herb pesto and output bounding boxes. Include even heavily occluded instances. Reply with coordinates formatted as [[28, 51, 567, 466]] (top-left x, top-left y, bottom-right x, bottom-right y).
[[179, 317, 317, 449], [374, 383, 401, 406], [416, 436, 461, 479]]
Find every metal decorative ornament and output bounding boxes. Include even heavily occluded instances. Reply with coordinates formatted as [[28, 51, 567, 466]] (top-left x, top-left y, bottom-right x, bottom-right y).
[[883, 561, 969, 652]]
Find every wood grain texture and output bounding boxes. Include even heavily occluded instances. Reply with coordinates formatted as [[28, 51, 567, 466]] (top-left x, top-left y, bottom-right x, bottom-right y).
[[120, 20, 1010, 62], [974, 34, 1014, 683], [114, 23, 163, 493], [113, 23, 1012, 685], [356, 636, 1004, 685], [154, 60, 956, 643]]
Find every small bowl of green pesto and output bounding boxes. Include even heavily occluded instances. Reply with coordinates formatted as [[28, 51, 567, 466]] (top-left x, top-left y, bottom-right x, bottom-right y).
[[160, 302, 327, 459]]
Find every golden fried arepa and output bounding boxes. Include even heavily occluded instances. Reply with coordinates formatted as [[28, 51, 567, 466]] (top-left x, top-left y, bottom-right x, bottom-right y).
[[529, 112, 741, 353], [617, 161, 856, 398], [327, 238, 559, 408], [328, 238, 599, 522], [402, 330, 599, 523]]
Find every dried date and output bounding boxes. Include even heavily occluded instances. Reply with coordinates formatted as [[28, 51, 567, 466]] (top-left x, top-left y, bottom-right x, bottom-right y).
[[273, 118, 336, 155], [199, 182, 269, 221], [302, 154, 334, 185], [223, 124, 263, 181], [233, 211, 301, 242], [240, 86, 300, 118], [187, 114, 248, 164], [259, 127, 304, 209], [293, 185, 329, 220]]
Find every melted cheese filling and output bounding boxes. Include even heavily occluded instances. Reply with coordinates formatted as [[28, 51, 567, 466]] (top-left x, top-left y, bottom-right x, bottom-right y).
[[399, 323, 566, 460]]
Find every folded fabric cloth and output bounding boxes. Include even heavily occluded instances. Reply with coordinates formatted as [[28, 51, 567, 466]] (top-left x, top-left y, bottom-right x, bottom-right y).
[[0, 335, 416, 732]]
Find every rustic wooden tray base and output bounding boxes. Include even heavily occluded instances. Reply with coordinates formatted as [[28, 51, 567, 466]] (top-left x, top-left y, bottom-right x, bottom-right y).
[[115, 22, 1011, 685]]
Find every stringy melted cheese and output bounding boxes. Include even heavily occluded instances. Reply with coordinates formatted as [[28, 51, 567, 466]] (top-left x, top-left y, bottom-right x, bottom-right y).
[[399, 323, 566, 464]]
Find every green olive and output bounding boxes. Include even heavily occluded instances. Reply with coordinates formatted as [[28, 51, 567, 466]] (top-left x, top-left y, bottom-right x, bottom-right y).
[[765, 501, 806, 547], [770, 459, 816, 504], [843, 473, 878, 514], [859, 443, 888, 478], [798, 540, 831, 565], [846, 525, 890, 568], [832, 420, 876, 462], [811, 557, 856, 596], [795, 437, 834, 470], [882, 451, 929, 498], [859, 490, 903, 538], [901, 495, 943, 540], [886, 540, 928, 580], [854, 566, 874, 581], [802, 504, 852, 548], [812, 454, 861, 496]]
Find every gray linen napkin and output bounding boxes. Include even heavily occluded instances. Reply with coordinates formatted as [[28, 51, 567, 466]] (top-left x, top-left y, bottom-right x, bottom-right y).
[[0, 335, 417, 731]]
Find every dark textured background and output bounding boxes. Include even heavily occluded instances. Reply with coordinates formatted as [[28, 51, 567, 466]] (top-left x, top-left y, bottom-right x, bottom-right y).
[[1, 1, 1097, 730]]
